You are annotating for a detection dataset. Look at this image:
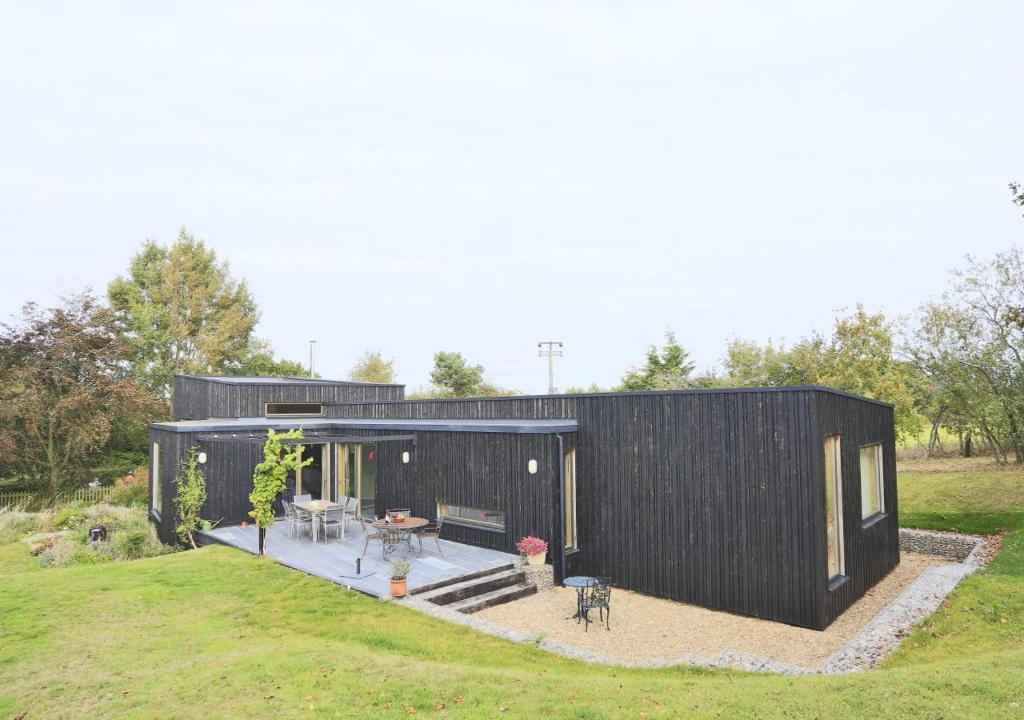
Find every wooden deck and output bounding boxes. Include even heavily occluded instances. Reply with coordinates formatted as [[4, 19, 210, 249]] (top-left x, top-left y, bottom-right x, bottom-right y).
[[200, 520, 518, 598]]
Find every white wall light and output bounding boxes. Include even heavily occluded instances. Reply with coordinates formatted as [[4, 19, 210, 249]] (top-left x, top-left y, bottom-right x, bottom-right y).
[[402, 451, 410, 464], [197, 452, 208, 465], [528, 459, 538, 474]]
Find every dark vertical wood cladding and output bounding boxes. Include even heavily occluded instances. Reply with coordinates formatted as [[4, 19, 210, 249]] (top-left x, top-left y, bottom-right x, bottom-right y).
[[172, 376, 404, 421], [328, 388, 897, 629], [374, 431, 559, 560], [814, 393, 900, 627]]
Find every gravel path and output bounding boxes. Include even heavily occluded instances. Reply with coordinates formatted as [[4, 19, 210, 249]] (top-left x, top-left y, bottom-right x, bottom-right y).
[[473, 552, 950, 671]]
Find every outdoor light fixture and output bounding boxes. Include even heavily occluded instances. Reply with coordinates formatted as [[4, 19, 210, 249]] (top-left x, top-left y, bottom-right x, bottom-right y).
[[197, 452, 207, 465], [402, 451, 410, 464], [528, 459, 538, 474]]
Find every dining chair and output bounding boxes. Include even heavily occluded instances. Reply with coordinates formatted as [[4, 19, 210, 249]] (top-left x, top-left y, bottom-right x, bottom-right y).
[[294, 494, 312, 503], [282, 501, 296, 538], [292, 501, 314, 539], [318, 507, 344, 540], [416, 516, 444, 556]]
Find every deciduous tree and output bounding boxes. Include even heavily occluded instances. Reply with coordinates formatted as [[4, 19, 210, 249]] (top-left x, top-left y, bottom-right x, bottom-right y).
[[348, 350, 396, 384], [0, 293, 154, 495], [108, 228, 259, 397]]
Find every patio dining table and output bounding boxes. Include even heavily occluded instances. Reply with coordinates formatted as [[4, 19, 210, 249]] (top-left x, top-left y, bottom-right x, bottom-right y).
[[294, 499, 343, 542], [371, 516, 428, 555]]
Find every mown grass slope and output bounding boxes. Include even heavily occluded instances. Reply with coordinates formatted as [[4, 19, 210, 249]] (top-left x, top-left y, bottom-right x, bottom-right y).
[[1, 464, 1022, 719]]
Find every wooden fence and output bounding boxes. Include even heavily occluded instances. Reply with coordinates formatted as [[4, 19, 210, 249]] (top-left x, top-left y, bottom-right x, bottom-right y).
[[0, 486, 115, 510]]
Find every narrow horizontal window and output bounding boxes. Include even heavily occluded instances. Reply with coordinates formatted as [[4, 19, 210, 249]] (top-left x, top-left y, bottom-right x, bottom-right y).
[[265, 402, 324, 417], [860, 443, 885, 521], [438, 502, 505, 530]]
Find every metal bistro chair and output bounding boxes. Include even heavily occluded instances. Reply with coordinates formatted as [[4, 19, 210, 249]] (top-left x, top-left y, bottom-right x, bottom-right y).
[[578, 577, 612, 632], [416, 516, 445, 556], [359, 517, 403, 558]]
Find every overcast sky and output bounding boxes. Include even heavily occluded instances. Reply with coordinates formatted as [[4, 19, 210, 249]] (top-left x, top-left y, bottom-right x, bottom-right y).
[[1, 2, 1022, 393]]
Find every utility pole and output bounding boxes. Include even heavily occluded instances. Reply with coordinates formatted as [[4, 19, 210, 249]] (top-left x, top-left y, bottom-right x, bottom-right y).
[[537, 341, 563, 395], [309, 340, 317, 378]]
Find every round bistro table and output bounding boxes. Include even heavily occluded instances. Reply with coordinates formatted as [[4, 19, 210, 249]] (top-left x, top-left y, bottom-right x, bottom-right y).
[[371, 517, 428, 556], [563, 576, 596, 620]]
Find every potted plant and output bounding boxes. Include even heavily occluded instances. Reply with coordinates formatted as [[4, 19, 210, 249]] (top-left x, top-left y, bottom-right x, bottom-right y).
[[517, 536, 549, 566], [390, 559, 411, 598]]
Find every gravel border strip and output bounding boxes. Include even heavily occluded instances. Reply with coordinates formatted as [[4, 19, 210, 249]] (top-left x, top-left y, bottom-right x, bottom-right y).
[[396, 529, 989, 675]]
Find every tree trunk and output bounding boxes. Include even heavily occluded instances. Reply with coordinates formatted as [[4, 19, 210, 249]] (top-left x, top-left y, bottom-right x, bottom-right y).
[[963, 431, 973, 458], [927, 408, 946, 457]]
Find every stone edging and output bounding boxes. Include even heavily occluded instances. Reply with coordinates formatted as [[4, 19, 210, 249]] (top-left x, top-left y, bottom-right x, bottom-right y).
[[394, 529, 989, 675]]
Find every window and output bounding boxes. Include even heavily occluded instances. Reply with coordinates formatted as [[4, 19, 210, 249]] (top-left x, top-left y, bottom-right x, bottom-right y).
[[824, 435, 845, 580], [563, 449, 578, 551], [151, 442, 161, 519], [437, 502, 505, 531], [265, 402, 324, 416], [860, 443, 884, 521]]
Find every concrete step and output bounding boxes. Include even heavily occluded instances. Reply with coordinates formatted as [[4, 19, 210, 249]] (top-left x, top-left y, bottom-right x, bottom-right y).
[[448, 583, 538, 614], [417, 568, 525, 605], [409, 563, 515, 597]]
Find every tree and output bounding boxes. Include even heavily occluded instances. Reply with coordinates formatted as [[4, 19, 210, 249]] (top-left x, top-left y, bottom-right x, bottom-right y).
[[904, 248, 1024, 463], [619, 331, 696, 391], [721, 307, 921, 441], [249, 429, 311, 555], [1012, 181, 1024, 216], [429, 351, 486, 397], [108, 228, 259, 398], [225, 339, 309, 378], [175, 446, 207, 549], [0, 293, 154, 495], [348, 350, 396, 384]]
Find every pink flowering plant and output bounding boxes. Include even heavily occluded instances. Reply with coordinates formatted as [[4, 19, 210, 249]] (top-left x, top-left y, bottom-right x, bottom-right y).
[[516, 536, 549, 557]]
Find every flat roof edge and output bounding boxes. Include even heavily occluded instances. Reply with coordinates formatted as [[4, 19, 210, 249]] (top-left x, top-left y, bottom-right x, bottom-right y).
[[326, 385, 894, 408], [150, 418, 579, 435]]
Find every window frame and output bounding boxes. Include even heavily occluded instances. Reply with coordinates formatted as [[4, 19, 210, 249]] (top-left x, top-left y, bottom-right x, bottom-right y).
[[824, 434, 845, 582], [264, 401, 325, 417], [563, 448, 578, 552], [437, 502, 506, 532], [151, 442, 162, 520], [859, 442, 885, 523]]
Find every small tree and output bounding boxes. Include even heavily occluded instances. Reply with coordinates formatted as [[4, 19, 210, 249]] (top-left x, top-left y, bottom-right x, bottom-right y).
[[429, 351, 486, 397], [249, 429, 311, 555], [175, 446, 207, 549], [349, 350, 397, 384], [620, 331, 696, 391]]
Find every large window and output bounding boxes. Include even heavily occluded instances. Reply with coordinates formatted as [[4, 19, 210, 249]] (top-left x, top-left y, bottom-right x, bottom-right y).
[[824, 435, 845, 580], [563, 448, 578, 551], [860, 443, 885, 521], [151, 442, 161, 519], [265, 402, 324, 417], [437, 502, 505, 531]]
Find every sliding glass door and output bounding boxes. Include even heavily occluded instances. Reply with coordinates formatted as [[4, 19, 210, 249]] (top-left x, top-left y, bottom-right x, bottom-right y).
[[340, 443, 377, 519]]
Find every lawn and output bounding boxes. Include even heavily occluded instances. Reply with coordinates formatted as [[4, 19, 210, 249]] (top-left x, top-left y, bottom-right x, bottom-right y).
[[1, 464, 1023, 719]]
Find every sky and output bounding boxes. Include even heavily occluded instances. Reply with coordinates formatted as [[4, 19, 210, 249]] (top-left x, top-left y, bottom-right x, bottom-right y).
[[1, 1, 1022, 393]]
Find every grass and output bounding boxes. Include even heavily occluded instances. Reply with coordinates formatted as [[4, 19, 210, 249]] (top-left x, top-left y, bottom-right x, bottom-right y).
[[1, 463, 1023, 718]]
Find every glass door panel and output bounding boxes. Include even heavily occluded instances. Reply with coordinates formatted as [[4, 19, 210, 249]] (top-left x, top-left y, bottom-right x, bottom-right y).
[[359, 445, 376, 519]]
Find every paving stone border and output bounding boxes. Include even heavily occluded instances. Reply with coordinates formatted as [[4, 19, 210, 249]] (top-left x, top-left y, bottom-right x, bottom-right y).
[[393, 529, 990, 675]]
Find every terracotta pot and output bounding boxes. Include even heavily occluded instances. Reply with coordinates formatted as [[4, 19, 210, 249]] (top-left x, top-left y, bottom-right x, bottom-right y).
[[391, 578, 408, 598], [527, 551, 546, 566]]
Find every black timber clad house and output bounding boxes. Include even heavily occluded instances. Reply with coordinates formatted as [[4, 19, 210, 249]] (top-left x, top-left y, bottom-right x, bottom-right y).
[[149, 374, 899, 630]]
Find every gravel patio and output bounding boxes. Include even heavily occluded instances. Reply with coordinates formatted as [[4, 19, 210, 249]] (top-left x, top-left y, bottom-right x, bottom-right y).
[[475, 551, 953, 671]]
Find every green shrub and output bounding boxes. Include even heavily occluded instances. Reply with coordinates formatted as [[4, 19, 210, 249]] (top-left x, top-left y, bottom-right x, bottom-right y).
[[114, 530, 150, 560], [53, 505, 90, 531], [111, 467, 149, 508]]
